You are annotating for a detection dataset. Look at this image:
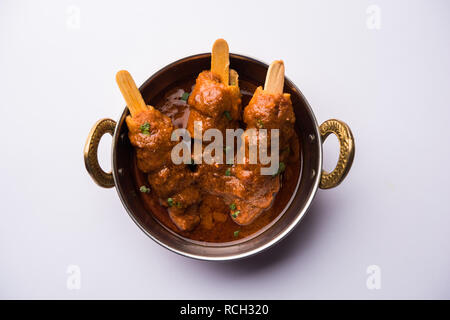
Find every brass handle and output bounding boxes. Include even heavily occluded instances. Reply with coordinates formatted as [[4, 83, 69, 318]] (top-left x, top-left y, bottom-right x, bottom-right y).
[[319, 119, 355, 189], [84, 118, 116, 188]]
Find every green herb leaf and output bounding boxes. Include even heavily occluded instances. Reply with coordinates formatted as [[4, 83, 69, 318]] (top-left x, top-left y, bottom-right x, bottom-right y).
[[223, 111, 232, 121], [273, 162, 286, 177], [139, 185, 150, 193], [167, 198, 174, 207], [256, 119, 264, 128], [233, 230, 240, 237], [232, 210, 240, 218], [181, 92, 190, 101], [225, 168, 231, 176], [176, 202, 183, 208], [140, 122, 151, 135], [229, 203, 236, 211]]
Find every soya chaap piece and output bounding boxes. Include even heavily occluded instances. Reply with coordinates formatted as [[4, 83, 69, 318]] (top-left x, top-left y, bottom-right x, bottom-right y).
[[186, 39, 241, 138], [232, 61, 296, 225], [117, 70, 174, 173], [243, 60, 296, 150], [116, 70, 201, 231]]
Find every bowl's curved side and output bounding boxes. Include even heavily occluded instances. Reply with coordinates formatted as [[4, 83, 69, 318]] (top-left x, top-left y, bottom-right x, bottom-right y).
[[111, 53, 322, 261]]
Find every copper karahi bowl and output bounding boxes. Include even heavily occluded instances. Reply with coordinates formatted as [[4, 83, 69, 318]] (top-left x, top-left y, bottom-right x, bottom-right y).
[[84, 53, 355, 261]]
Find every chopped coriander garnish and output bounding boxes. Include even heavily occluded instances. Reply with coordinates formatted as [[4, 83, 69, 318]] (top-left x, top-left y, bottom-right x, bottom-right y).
[[229, 203, 236, 211], [176, 202, 183, 208], [181, 92, 190, 101], [139, 185, 150, 193], [273, 162, 286, 176], [223, 111, 232, 121], [232, 210, 240, 218], [225, 168, 231, 176], [167, 198, 174, 207], [140, 122, 150, 135], [256, 119, 264, 128], [233, 230, 240, 237]]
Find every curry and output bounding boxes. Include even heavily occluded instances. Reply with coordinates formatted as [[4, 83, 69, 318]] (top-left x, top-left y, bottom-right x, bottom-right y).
[[116, 39, 301, 243]]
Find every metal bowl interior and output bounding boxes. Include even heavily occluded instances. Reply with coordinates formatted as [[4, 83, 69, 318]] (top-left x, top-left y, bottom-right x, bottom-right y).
[[112, 53, 322, 261]]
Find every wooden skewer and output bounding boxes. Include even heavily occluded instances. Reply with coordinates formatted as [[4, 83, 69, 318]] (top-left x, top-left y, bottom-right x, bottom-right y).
[[211, 38, 230, 85], [116, 70, 148, 117], [264, 60, 285, 95]]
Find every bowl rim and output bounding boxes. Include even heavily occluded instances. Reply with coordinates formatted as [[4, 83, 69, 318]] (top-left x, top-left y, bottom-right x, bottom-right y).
[[111, 52, 323, 261]]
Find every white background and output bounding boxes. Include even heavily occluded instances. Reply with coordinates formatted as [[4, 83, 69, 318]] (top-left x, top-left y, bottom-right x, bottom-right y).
[[1, 0, 449, 299]]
